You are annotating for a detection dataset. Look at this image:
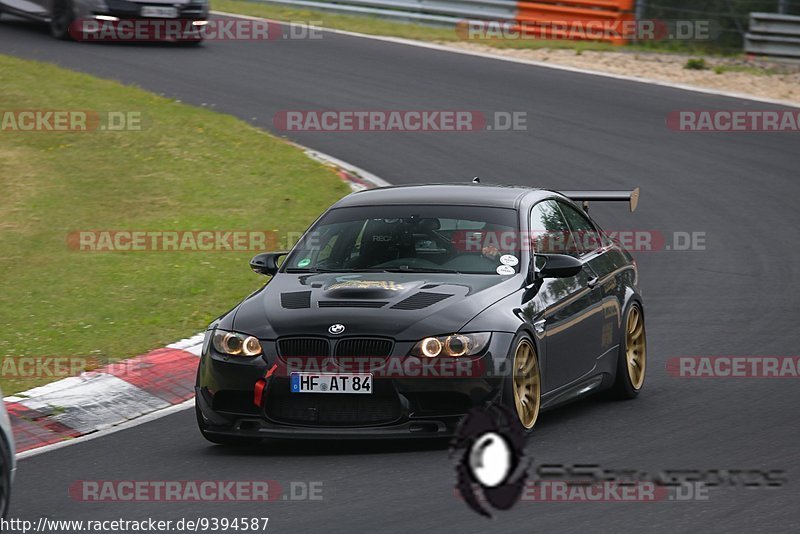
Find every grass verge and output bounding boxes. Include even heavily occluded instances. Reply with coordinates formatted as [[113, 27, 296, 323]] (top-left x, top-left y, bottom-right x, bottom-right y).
[[0, 53, 349, 394]]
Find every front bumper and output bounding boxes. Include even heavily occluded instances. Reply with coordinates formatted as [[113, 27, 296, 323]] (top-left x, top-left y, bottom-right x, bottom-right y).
[[196, 332, 513, 439], [72, 0, 208, 41]]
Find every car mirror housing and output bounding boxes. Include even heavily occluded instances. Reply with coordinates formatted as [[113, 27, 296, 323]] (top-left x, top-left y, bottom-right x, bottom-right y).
[[250, 252, 288, 276], [534, 253, 583, 279]]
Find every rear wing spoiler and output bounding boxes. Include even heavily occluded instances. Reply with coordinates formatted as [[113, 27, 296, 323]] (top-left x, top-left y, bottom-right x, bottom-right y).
[[561, 188, 640, 213]]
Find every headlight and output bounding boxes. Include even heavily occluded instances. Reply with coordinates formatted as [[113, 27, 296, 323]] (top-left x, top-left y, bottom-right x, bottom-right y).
[[411, 333, 491, 358], [212, 330, 262, 357]]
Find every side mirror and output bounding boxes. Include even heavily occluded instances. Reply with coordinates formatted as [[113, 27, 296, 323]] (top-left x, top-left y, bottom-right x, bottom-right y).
[[534, 253, 583, 279], [250, 252, 287, 276]]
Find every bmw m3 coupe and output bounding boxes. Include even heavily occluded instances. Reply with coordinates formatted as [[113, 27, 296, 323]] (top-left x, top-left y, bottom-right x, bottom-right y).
[[195, 183, 647, 443]]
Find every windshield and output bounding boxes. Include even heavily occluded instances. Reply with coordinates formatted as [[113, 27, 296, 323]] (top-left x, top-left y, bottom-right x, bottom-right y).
[[284, 205, 520, 275]]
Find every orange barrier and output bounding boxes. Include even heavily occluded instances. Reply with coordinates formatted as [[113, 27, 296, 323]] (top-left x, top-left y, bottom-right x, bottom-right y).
[[515, 0, 637, 45]]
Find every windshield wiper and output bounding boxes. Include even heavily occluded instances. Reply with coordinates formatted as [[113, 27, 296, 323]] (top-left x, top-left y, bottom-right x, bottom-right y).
[[379, 267, 461, 274], [285, 267, 462, 274], [284, 268, 382, 273]]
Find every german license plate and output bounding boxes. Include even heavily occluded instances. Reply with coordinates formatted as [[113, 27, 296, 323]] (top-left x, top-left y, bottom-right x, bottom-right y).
[[141, 6, 179, 18], [291, 373, 372, 394]]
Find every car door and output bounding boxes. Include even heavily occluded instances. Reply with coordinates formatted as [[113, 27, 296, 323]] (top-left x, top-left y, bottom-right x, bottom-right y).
[[556, 201, 620, 360], [530, 200, 604, 390]]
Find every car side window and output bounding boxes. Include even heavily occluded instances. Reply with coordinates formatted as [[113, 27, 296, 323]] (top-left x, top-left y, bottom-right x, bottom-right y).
[[557, 202, 603, 256], [529, 200, 581, 258]]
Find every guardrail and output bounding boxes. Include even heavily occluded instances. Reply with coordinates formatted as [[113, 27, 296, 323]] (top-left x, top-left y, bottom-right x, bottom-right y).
[[254, 0, 636, 43], [745, 12, 800, 60]]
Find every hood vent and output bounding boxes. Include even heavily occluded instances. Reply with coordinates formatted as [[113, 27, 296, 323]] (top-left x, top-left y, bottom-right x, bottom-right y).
[[391, 292, 452, 310], [420, 284, 440, 289], [319, 301, 388, 309], [281, 291, 311, 309]]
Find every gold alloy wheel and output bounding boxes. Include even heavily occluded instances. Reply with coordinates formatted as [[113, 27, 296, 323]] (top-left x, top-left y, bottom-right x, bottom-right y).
[[625, 306, 647, 390], [512, 339, 540, 430]]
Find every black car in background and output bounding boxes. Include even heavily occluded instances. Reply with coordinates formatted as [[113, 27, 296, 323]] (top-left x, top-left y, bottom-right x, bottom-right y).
[[0, 0, 208, 41], [195, 183, 647, 443]]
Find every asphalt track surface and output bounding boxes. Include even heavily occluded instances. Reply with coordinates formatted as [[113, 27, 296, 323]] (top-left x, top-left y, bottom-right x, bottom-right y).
[[2, 14, 800, 533]]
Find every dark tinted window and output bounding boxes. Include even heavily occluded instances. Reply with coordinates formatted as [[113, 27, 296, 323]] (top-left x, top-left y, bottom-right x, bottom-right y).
[[529, 200, 580, 257], [557, 202, 603, 255], [284, 205, 519, 274]]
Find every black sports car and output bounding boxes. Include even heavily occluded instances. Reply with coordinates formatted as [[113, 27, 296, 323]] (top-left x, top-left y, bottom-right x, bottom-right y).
[[195, 183, 647, 443]]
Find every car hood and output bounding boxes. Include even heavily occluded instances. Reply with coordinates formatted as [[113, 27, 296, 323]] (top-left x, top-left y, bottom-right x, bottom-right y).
[[231, 272, 522, 340]]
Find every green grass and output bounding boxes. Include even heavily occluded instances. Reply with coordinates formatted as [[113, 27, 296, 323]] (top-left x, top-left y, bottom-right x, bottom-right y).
[[212, 0, 741, 55], [684, 58, 708, 70], [0, 54, 349, 394], [713, 64, 780, 76]]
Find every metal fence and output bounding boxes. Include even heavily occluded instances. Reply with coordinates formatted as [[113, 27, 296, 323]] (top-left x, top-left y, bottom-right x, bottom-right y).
[[253, 0, 800, 51], [745, 12, 800, 58], [255, 0, 637, 42], [639, 0, 800, 49], [253, 0, 517, 25]]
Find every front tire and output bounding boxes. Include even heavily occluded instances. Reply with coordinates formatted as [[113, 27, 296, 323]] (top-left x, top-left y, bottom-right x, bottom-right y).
[[611, 302, 647, 399], [502, 334, 541, 433], [49, 0, 74, 40]]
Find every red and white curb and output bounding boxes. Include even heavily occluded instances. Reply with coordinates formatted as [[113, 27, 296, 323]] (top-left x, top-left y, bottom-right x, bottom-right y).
[[297, 145, 391, 191], [5, 334, 204, 457], [5, 148, 384, 458]]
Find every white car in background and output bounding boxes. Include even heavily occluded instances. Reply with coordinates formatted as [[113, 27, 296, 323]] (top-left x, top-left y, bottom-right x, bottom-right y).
[[0, 388, 15, 518]]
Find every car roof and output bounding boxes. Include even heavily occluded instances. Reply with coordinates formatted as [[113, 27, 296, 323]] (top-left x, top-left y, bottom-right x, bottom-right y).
[[334, 183, 556, 209]]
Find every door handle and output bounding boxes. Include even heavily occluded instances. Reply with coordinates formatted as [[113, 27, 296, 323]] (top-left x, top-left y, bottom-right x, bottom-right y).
[[587, 277, 600, 289]]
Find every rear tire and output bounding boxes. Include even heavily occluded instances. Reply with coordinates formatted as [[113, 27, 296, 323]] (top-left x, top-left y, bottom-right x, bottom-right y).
[[502, 333, 541, 434], [49, 0, 74, 40], [611, 302, 647, 399], [195, 401, 262, 446]]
